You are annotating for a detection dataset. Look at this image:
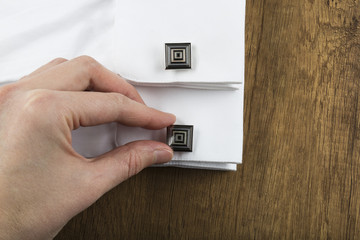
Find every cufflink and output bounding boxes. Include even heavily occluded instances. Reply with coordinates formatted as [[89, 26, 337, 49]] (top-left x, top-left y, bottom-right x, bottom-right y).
[[165, 43, 191, 69], [167, 125, 193, 152]]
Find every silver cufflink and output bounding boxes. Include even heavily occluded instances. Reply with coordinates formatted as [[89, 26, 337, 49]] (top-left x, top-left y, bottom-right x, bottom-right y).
[[167, 125, 193, 152], [165, 43, 191, 69]]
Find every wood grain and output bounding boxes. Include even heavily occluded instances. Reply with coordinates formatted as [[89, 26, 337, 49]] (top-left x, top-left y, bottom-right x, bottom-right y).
[[55, 0, 360, 239]]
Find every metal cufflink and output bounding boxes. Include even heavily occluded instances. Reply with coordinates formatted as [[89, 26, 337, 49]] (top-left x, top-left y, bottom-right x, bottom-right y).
[[165, 43, 191, 69], [167, 125, 193, 152]]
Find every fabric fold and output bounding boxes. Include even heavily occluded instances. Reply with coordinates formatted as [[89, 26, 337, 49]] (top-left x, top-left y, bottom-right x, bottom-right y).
[[113, 0, 245, 89]]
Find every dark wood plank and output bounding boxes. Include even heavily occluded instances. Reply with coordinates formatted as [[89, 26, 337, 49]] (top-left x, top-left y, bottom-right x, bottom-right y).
[[55, 0, 360, 239]]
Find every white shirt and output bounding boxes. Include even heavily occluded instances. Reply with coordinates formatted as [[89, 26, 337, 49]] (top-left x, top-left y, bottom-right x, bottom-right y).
[[0, 0, 245, 170]]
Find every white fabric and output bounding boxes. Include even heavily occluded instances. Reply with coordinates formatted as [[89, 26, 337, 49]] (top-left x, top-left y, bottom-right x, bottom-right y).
[[126, 80, 241, 91], [116, 86, 243, 163], [157, 161, 237, 171], [0, 0, 116, 81], [113, 0, 244, 88], [0, 0, 245, 170]]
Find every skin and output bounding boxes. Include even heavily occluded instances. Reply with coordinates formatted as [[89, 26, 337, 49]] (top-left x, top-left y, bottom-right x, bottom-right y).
[[0, 56, 176, 240]]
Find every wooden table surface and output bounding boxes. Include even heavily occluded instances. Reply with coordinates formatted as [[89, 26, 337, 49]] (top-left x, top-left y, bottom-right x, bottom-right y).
[[55, 0, 360, 239]]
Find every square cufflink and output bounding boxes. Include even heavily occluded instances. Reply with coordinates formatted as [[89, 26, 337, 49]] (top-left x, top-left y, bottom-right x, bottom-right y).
[[165, 43, 191, 69], [167, 125, 193, 152]]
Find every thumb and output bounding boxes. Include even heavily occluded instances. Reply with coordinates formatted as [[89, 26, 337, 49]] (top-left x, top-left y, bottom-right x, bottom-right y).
[[88, 140, 173, 193]]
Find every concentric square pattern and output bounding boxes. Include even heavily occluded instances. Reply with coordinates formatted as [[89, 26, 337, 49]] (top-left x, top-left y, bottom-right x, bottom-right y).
[[167, 125, 193, 152], [165, 43, 191, 69]]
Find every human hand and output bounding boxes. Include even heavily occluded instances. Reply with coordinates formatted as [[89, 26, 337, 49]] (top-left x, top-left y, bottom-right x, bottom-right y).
[[0, 56, 175, 240]]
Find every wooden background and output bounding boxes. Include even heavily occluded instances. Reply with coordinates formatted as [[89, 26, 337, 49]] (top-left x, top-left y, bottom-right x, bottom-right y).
[[56, 0, 360, 239]]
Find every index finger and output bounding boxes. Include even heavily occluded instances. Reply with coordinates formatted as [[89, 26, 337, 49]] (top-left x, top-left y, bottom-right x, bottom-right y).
[[56, 91, 176, 130], [19, 56, 145, 103]]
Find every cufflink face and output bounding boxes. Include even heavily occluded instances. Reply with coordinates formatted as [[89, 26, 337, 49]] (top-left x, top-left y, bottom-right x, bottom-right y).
[[167, 125, 193, 152], [165, 43, 191, 69]]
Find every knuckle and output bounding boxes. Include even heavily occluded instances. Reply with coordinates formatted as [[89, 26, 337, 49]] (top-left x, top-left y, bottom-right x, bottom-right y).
[[75, 55, 101, 80], [125, 148, 143, 178], [77, 55, 95, 63], [0, 83, 18, 101], [50, 57, 67, 64], [23, 89, 56, 113], [108, 93, 132, 120], [109, 92, 127, 105], [77, 55, 99, 69]]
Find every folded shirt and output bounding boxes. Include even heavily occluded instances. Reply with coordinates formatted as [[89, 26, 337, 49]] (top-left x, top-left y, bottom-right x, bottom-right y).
[[0, 0, 245, 171], [126, 80, 241, 91], [115, 86, 243, 164], [113, 0, 244, 89]]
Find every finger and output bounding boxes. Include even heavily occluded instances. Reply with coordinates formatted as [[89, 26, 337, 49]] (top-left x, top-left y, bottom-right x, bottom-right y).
[[23, 58, 68, 78], [54, 91, 176, 129], [88, 140, 173, 193], [20, 55, 145, 104]]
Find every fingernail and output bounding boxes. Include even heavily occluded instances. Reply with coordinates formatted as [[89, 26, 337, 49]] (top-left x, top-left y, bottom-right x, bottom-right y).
[[154, 148, 173, 163]]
